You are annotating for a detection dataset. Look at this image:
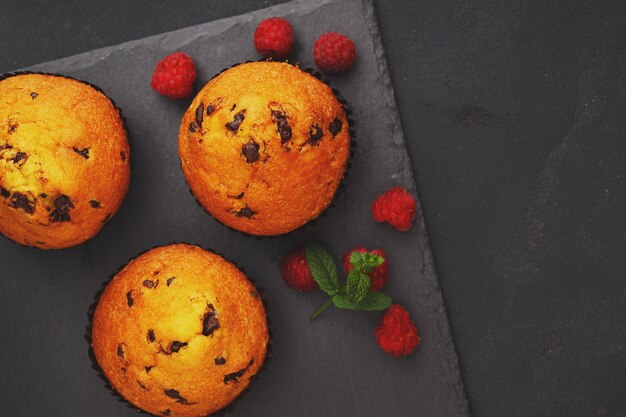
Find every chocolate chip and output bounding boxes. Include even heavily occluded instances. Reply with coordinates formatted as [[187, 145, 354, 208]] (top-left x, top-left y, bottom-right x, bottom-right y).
[[145, 366, 153, 373], [214, 357, 226, 365], [126, 290, 134, 307], [137, 380, 147, 390], [223, 359, 254, 384], [202, 304, 220, 336], [169, 341, 188, 353], [120, 151, 126, 161], [162, 410, 171, 416], [225, 111, 245, 132], [39, 193, 47, 198], [308, 124, 324, 146], [235, 205, 256, 218], [89, 200, 100, 208], [235, 192, 244, 199], [242, 140, 260, 163], [11, 152, 27, 164], [9, 192, 34, 214], [271, 111, 292, 143], [72, 147, 89, 159], [147, 330, 155, 343], [101, 213, 112, 224], [0, 187, 9, 198], [30, 92, 38, 99], [230, 104, 237, 111], [0, 142, 12, 151], [195, 103, 204, 127], [7, 123, 17, 134], [271, 110, 284, 121], [189, 121, 199, 133], [329, 118, 343, 136], [206, 104, 215, 115], [117, 343, 125, 358], [49, 194, 74, 222], [166, 277, 175, 286], [278, 122, 292, 143], [164, 389, 190, 405], [250, 289, 260, 300], [143, 279, 157, 288]]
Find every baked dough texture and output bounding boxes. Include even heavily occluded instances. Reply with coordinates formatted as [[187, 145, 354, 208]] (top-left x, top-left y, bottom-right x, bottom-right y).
[[178, 61, 350, 236], [92, 243, 269, 417], [0, 73, 130, 249]]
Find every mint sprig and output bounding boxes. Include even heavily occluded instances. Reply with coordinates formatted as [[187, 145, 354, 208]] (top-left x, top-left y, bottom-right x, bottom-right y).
[[306, 243, 392, 320]]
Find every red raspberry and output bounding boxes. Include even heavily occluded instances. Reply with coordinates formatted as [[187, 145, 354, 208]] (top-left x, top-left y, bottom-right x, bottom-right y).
[[254, 17, 294, 59], [371, 186, 416, 232], [280, 247, 318, 292], [341, 247, 388, 291], [375, 304, 420, 356], [313, 32, 356, 73], [150, 52, 196, 99]]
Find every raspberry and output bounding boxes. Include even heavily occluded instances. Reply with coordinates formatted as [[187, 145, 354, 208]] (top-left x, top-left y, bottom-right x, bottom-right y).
[[150, 52, 197, 99], [341, 247, 388, 291], [375, 304, 420, 356], [254, 17, 294, 59], [371, 186, 416, 232], [280, 247, 318, 292], [313, 32, 356, 73]]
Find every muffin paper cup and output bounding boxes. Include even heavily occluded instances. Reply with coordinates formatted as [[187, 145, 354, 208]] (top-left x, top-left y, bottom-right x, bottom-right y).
[[85, 242, 273, 417], [181, 59, 356, 239], [0, 71, 133, 249]]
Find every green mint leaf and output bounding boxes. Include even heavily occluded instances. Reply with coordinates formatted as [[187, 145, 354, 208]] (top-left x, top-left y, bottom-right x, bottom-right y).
[[349, 251, 384, 274], [349, 251, 366, 270], [362, 253, 384, 273], [305, 243, 340, 296], [332, 290, 392, 311], [345, 270, 370, 302], [364, 253, 384, 267]]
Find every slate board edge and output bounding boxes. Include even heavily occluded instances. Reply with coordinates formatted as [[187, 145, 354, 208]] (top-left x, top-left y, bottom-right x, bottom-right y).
[[361, 0, 471, 415], [17, 0, 471, 415]]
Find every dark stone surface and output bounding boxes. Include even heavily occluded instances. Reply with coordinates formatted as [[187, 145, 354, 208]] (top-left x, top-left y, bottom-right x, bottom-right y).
[[0, 1, 624, 416]]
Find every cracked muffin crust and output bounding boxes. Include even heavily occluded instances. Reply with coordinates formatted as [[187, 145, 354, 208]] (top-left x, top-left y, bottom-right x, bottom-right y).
[[178, 61, 350, 236], [92, 244, 269, 417], [0, 73, 130, 249]]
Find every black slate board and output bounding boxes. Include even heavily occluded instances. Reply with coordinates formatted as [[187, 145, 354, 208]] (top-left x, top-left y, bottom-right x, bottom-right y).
[[0, 0, 470, 416]]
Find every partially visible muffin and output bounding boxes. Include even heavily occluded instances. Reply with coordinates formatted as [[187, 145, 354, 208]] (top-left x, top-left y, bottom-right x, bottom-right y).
[[178, 61, 350, 236], [0, 73, 130, 249], [91, 244, 269, 417]]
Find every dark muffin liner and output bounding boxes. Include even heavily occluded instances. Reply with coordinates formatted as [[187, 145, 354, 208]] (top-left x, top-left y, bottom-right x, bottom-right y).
[[0, 71, 133, 250], [181, 58, 356, 240], [85, 242, 273, 417]]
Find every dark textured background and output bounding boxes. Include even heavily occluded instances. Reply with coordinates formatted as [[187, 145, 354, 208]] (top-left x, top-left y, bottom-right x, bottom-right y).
[[0, 1, 624, 416]]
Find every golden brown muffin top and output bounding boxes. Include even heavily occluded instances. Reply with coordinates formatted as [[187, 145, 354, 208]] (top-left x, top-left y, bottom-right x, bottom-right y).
[[0, 74, 130, 249], [179, 61, 350, 236], [92, 244, 269, 417]]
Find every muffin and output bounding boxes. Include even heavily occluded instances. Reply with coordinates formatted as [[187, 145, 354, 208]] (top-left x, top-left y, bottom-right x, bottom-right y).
[[0, 73, 130, 249], [91, 243, 269, 417], [178, 61, 350, 236]]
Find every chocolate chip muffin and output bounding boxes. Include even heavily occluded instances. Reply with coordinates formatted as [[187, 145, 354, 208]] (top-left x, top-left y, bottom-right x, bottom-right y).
[[178, 61, 350, 236], [0, 73, 130, 249], [91, 244, 269, 417]]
